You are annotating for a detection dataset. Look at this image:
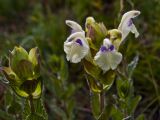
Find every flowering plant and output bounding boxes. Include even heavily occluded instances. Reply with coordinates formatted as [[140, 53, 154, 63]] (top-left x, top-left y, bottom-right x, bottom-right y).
[[64, 10, 140, 91], [64, 10, 140, 119]]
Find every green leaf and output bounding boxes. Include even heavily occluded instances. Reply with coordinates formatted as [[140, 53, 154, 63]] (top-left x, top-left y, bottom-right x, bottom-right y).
[[28, 47, 41, 77], [48, 55, 61, 73], [110, 106, 123, 120], [31, 79, 42, 99], [116, 78, 130, 98], [50, 104, 67, 120], [5, 89, 13, 107], [127, 55, 139, 80], [34, 99, 48, 119], [98, 70, 115, 90], [66, 99, 75, 120], [84, 60, 115, 91], [86, 74, 102, 93], [12, 86, 29, 98], [8, 99, 22, 114], [29, 47, 39, 67], [62, 84, 76, 100], [136, 114, 145, 120], [19, 79, 42, 99], [10, 46, 28, 73], [2, 67, 21, 86], [0, 109, 16, 120], [14, 60, 34, 80], [98, 104, 112, 120], [60, 56, 68, 81], [83, 59, 101, 80], [51, 76, 64, 98], [90, 92, 101, 119], [25, 113, 45, 120], [23, 99, 48, 120], [23, 99, 30, 119], [128, 95, 141, 114]]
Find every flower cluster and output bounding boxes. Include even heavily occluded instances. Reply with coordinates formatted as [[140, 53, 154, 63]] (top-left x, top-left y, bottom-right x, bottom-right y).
[[64, 10, 140, 73]]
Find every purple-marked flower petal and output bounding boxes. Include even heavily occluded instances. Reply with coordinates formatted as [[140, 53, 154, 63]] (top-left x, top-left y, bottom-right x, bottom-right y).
[[100, 45, 107, 52], [118, 10, 140, 42], [76, 39, 83, 46], [109, 45, 114, 51], [64, 32, 89, 63], [128, 19, 133, 27]]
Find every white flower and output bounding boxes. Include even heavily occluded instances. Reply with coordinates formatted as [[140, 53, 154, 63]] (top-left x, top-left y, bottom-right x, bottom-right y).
[[118, 10, 140, 42], [64, 20, 89, 63], [94, 38, 122, 72]]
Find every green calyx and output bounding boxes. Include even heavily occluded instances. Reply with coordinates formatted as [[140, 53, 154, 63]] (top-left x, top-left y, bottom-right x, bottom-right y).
[[85, 17, 107, 51], [83, 59, 115, 93]]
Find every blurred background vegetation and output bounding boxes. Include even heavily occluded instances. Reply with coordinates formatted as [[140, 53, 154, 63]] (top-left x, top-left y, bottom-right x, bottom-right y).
[[0, 0, 160, 120]]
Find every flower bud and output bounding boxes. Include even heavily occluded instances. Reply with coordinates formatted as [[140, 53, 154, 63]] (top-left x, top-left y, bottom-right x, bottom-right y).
[[107, 29, 122, 50], [85, 17, 107, 50]]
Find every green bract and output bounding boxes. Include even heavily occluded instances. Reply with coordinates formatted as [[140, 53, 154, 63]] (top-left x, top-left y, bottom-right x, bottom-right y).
[[2, 46, 41, 99]]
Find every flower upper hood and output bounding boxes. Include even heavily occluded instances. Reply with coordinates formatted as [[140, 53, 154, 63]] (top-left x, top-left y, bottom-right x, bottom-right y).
[[118, 10, 140, 42], [66, 20, 83, 33]]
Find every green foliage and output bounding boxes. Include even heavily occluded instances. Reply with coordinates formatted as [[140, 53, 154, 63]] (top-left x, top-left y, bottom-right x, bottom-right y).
[[111, 55, 141, 120], [127, 55, 139, 80], [136, 114, 145, 120], [0, 109, 16, 120], [84, 59, 115, 93], [8, 99, 22, 114], [1, 46, 42, 99], [23, 99, 48, 120], [90, 92, 101, 119], [44, 54, 79, 120]]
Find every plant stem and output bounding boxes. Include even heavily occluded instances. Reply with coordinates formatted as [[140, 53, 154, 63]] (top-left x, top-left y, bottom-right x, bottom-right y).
[[100, 90, 105, 112], [120, 0, 124, 15], [29, 95, 35, 114]]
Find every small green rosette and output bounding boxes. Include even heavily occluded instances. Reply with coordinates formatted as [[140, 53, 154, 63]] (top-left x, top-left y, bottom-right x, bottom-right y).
[[1, 46, 42, 99]]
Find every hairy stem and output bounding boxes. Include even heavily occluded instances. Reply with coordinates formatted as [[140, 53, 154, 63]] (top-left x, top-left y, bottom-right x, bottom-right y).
[[100, 90, 105, 112], [29, 95, 35, 114], [120, 0, 124, 15]]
